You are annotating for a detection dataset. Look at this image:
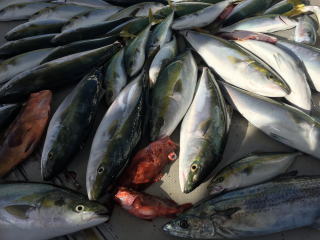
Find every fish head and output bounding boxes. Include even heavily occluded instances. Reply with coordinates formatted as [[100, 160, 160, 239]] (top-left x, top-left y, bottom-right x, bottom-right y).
[[36, 189, 109, 230], [163, 215, 216, 239], [181, 155, 212, 194], [41, 140, 66, 181], [152, 137, 179, 162], [86, 159, 111, 201]]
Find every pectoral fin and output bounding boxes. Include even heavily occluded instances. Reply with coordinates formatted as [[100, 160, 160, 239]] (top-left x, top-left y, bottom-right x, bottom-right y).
[[4, 204, 35, 220]]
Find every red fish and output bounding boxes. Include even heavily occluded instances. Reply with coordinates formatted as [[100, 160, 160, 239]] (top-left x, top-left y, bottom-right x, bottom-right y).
[[118, 137, 178, 190], [0, 90, 52, 177], [114, 187, 192, 220]]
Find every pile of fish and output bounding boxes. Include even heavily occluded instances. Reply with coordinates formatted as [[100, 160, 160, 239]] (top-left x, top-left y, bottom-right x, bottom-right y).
[[1, 0, 320, 239]]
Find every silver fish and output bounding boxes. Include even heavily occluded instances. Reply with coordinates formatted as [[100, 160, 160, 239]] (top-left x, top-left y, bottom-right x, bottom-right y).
[[149, 36, 177, 86], [0, 34, 55, 58], [30, 4, 93, 21], [0, 48, 54, 85], [41, 69, 103, 180], [86, 73, 145, 200], [295, 15, 318, 45], [276, 38, 320, 92], [150, 51, 197, 141], [0, 2, 56, 21], [208, 152, 300, 195], [222, 82, 320, 159], [103, 48, 127, 106], [5, 19, 66, 41], [164, 176, 320, 239], [62, 7, 122, 32], [181, 30, 290, 97], [235, 39, 311, 111], [172, 0, 232, 30], [0, 183, 109, 240], [179, 68, 229, 193], [147, 11, 174, 57], [53, 0, 112, 8], [125, 24, 151, 77], [0, 0, 54, 11], [220, 15, 297, 33]]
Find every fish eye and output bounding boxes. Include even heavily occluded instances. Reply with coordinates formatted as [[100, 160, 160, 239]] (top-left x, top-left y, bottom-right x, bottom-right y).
[[216, 177, 224, 183], [179, 220, 189, 229], [168, 152, 178, 161], [268, 73, 274, 80], [97, 166, 104, 174], [75, 205, 85, 212], [191, 164, 198, 172], [48, 152, 53, 160]]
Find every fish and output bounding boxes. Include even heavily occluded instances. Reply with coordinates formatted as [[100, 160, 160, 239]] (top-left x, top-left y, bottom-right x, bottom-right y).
[[0, 34, 56, 59], [172, 0, 232, 30], [163, 176, 320, 239], [221, 82, 320, 159], [0, 2, 56, 21], [41, 35, 117, 63], [147, 10, 174, 57], [276, 38, 320, 92], [295, 15, 318, 45], [5, 19, 66, 41], [150, 50, 197, 141], [220, 14, 297, 33], [0, 0, 55, 11], [235, 39, 311, 111], [103, 48, 127, 107], [114, 187, 192, 220], [223, 0, 275, 26], [0, 182, 109, 240], [53, 0, 112, 8], [104, 0, 166, 7], [106, 17, 150, 37], [0, 42, 121, 102], [149, 36, 177, 86], [181, 30, 290, 97], [0, 104, 20, 130], [179, 68, 229, 194], [154, 2, 211, 19], [0, 48, 54, 85], [208, 152, 300, 195], [125, 24, 151, 77], [29, 4, 93, 21], [0, 90, 51, 177], [41, 69, 103, 180], [118, 137, 179, 190], [264, 0, 305, 15], [51, 17, 131, 45], [108, 2, 164, 20], [86, 72, 145, 200], [62, 7, 123, 32], [171, 0, 226, 3]]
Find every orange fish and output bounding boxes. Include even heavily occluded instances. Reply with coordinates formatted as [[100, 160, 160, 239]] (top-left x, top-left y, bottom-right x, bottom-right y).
[[0, 90, 52, 177], [118, 137, 178, 190], [114, 187, 192, 220]]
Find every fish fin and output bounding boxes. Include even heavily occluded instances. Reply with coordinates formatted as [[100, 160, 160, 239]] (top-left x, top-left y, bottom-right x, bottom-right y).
[[199, 119, 212, 136], [274, 170, 299, 179], [148, 9, 154, 23], [4, 205, 35, 220], [120, 30, 136, 39], [214, 207, 241, 219], [284, 4, 306, 17]]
